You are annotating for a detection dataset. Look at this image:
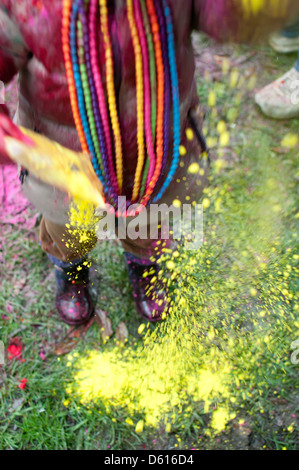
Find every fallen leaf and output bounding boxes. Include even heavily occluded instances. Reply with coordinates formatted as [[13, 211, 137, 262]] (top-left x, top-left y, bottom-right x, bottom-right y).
[[8, 397, 25, 413], [66, 316, 95, 339], [54, 338, 78, 356], [13, 274, 27, 294], [275, 416, 284, 427], [270, 398, 288, 405], [233, 420, 252, 437], [271, 146, 289, 154], [53, 317, 96, 356], [115, 322, 129, 343], [233, 52, 257, 65], [95, 309, 113, 341]]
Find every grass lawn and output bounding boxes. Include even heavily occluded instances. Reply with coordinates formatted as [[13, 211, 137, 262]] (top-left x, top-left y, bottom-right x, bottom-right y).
[[0, 33, 298, 450]]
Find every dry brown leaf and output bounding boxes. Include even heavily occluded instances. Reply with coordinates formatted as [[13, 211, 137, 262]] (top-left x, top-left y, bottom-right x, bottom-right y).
[[66, 316, 95, 339], [54, 338, 78, 356], [95, 309, 113, 341], [271, 146, 289, 154], [270, 398, 288, 405], [13, 275, 27, 295], [115, 322, 129, 344], [54, 316, 96, 355]]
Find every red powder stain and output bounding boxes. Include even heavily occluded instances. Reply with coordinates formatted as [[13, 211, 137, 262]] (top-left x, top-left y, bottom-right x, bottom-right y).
[[18, 378, 28, 390], [7, 337, 23, 361]]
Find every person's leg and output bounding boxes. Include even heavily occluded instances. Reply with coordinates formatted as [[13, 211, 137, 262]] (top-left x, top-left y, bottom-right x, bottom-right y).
[[281, 17, 299, 38], [39, 217, 97, 325], [255, 38, 299, 119], [119, 105, 209, 321], [270, 17, 299, 52], [22, 173, 97, 325], [39, 216, 97, 263]]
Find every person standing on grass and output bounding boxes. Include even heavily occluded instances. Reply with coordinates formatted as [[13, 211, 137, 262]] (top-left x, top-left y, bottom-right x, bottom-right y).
[[255, 17, 299, 118], [1, 0, 299, 327]]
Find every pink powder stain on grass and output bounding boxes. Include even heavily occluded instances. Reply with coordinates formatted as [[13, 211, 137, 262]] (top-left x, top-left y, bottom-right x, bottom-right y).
[[39, 351, 46, 361], [1, 80, 37, 229], [0, 164, 37, 229]]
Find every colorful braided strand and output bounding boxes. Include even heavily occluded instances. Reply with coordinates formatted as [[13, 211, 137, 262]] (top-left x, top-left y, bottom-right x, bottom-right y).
[[62, 0, 181, 215]]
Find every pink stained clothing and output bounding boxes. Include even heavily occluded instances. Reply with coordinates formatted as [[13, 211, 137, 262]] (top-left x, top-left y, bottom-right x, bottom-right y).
[[1, 0, 299, 260], [1, 0, 299, 195]]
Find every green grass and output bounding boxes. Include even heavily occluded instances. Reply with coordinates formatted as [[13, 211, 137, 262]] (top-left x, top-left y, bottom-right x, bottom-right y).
[[0, 35, 298, 450]]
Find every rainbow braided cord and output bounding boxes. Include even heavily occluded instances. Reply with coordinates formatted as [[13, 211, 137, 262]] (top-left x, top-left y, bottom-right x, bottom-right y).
[[62, 0, 181, 215], [153, 0, 170, 184], [153, 0, 180, 203], [99, 0, 123, 195], [89, 0, 118, 198], [127, 0, 146, 203], [134, 0, 155, 198]]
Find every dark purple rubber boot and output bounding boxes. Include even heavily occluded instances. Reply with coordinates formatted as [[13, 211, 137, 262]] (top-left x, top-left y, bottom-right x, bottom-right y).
[[124, 253, 169, 322], [55, 260, 94, 326]]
